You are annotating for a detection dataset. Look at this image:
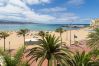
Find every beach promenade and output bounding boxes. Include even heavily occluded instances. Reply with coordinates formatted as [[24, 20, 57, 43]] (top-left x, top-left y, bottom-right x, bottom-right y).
[[0, 28, 89, 50]]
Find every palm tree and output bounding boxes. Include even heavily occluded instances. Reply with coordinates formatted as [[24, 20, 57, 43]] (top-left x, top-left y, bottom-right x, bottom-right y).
[[88, 49, 99, 66], [26, 34, 72, 66], [55, 27, 64, 46], [0, 32, 9, 51], [0, 47, 29, 66], [17, 29, 29, 47], [69, 51, 96, 66], [38, 31, 45, 39], [87, 28, 99, 49]]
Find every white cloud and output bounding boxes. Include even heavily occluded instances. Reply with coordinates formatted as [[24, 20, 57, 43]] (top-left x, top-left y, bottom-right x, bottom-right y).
[[0, 0, 87, 24], [0, 0, 9, 6], [37, 7, 80, 23], [67, 0, 85, 6], [38, 7, 67, 13], [22, 0, 50, 5], [0, 0, 54, 23], [23, 11, 55, 22], [54, 13, 79, 23]]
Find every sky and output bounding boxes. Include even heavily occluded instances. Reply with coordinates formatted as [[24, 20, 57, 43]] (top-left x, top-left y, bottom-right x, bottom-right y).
[[0, 0, 99, 24]]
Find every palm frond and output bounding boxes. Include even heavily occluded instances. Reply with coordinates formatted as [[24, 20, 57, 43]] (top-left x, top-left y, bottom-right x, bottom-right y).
[[87, 28, 99, 49], [26, 34, 72, 66], [17, 29, 29, 36], [0, 32, 9, 38], [14, 46, 25, 61]]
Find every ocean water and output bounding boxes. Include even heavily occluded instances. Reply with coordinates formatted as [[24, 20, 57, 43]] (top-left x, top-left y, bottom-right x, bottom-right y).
[[0, 24, 89, 31]]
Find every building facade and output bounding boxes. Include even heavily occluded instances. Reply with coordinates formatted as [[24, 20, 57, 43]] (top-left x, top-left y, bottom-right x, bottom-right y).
[[90, 19, 99, 28]]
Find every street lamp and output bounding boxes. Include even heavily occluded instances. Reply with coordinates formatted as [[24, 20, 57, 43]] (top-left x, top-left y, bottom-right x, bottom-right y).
[[69, 22, 72, 45], [9, 41, 10, 53]]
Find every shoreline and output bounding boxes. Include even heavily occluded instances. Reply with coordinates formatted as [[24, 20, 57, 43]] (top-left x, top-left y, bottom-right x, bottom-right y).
[[0, 27, 86, 31]]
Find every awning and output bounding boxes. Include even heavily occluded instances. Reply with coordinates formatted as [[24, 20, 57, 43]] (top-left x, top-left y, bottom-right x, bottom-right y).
[[25, 38, 38, 42]]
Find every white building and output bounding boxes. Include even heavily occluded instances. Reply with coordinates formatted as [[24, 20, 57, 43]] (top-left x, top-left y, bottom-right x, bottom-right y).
[[90, 18, 99, 28]]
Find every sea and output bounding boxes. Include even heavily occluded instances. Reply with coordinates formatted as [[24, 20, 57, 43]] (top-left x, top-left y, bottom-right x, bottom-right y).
[[0, 24, 89, 31]]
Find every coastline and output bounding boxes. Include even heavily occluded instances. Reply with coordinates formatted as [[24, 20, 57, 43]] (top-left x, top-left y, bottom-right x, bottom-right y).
[[0, 24, 89, 31]]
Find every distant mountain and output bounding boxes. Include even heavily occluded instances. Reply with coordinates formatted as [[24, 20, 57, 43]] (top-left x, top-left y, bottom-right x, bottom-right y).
[[0, 20, 38, 24]]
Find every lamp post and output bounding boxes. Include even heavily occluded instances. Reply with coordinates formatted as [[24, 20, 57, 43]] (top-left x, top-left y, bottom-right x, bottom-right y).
[[70, 23, 72, 45], [9, 41, 10, 53], [65, 30, 68, 40]]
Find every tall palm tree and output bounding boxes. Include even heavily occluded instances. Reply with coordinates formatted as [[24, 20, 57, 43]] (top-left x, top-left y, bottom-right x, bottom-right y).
[[55, 27, 64, 46], [87, 28, 99, 49], [17, 29, 29, 47], [0, 47, 29, 66], [26, 34, 72, 66], [0, 32, 9, 51]]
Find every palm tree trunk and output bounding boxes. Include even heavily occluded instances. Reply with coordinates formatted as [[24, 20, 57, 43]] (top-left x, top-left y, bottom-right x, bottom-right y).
[[48, 59, 52, 66], [48, 60, 50, 66], [4, 38, 5, 51], [42, 36, 44, 40]]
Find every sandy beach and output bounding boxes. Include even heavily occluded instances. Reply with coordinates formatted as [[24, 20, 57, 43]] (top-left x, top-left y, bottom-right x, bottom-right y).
[[0, 28, 89, 50]]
